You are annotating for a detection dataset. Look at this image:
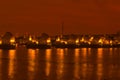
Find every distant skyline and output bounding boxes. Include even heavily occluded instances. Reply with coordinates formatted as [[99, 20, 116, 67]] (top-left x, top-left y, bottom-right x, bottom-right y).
[[0, 0, 120, 35]]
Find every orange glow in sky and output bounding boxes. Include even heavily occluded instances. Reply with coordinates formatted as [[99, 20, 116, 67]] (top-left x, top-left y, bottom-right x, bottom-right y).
[[0, 0, 120, 35]]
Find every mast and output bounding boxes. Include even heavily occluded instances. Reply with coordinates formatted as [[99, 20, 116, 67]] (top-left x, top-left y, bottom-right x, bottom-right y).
[[61, 22, 64, 37]]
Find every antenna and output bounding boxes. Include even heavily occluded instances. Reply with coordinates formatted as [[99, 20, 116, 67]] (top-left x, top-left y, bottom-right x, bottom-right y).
[[61, 22, 64, 36]]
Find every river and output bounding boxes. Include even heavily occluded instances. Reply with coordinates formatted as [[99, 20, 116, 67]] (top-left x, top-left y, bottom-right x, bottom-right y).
[[0, 46, 120, 80]]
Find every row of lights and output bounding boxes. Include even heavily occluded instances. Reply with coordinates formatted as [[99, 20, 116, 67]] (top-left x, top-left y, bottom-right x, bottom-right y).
[[28, 36, 51, 45], [0, 37, 15, 45], [1, 36, 117, 46], [56, 36, 119, 45]]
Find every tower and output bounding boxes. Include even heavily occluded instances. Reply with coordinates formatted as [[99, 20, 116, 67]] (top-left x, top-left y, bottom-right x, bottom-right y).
[[61, 22, 64, 38]]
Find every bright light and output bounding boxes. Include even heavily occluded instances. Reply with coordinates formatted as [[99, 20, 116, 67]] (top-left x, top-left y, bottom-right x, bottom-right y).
[[75, 38, 79, 44], [88, 42, 91, 45], [10, 37, 15, 43], [56, 37, 60, 42], [81, 37, 84, 42], [110, 40, 112, 45], [47, 38, 51, 44], [64, 41, 68, 44], [32, 40, 36, 43], [29, 36, 32, 41], [89, 37, 94, 41], [0, 40, 2, 44], [104, 40, 109, 44], [36, 41, 39, 44], [98, 39, 103, 44]]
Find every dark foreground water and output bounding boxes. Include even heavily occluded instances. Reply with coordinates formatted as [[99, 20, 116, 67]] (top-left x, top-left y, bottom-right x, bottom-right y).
[[0, 46, 120, 80]]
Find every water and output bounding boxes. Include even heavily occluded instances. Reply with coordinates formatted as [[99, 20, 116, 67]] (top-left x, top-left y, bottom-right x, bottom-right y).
[[0, 47, 120, 80]]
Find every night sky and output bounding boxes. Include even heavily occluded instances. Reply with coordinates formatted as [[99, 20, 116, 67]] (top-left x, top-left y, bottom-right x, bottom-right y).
[[0, 0, 120, 35]]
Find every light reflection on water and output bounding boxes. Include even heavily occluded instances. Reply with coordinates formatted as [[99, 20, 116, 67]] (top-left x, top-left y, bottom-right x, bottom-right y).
[[97, 48, 103, 80], [109, 48, 113, 56], [0, 47, 120, 80], [97, 63, 103, 80], [45, 49, 51, 77], [74, 48, 80, 64], [74, 49, 80, 79], [0, 49, 2, 79], [56, 49, 64, 80], [97, 48, 103, 64], [8, 50, 16, 80], [28, 49, 36, 80]]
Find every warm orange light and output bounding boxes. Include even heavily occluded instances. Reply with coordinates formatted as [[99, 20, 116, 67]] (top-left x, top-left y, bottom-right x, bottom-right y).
[[8, 50, 16, 79], [88, 42, 91, 45], [60, 39, 63, 43], [89, 37, 94, 41], [36, 41, 39, 44], [0, 40, 2, 44], [60, 40, 67, 44], [29, 36, 32, 41], [56, 37, 60, 42], [81, 37, 84, 42], [75, 38, 79, 44], [28, 49, 36, 80], [47, 38, 51, 44], [118, 42, 120, 44], [45, 49, 51, 76], [32, 40, 36, 43], [110, 40, 112, 45], [64, 41, 68, 44], [98, 39, 103, 44], [104, 40, 109, 44], [10, 37, 15, 43]]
